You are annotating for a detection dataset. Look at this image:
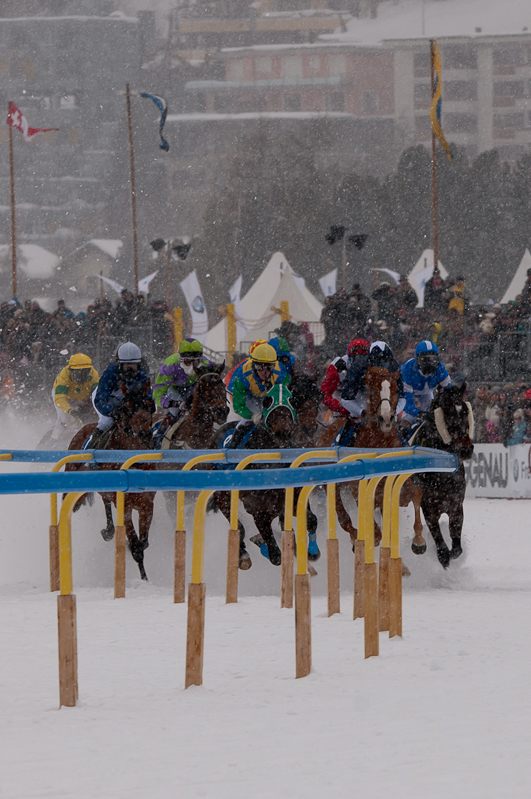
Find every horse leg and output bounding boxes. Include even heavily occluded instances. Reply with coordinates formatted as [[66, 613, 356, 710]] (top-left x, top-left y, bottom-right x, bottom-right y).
[[125, 500, 148, 581], [210, 492, 250, 570], [448, 505, 464, 560], [137, 494, 154, 552], [408, 486, 427, 555], [100, 492, 115, 541], [250, 511, 281, 566], [306, 504, 320, 561], [422, 505, 450, 568], [336, 487, 358, 550], [239, 525, 252, 570]]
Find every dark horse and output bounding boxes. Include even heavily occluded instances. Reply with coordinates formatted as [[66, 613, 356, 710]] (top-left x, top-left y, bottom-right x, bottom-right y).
[[67, 388, 157, 580], [409, 381, 474, 568], [209, 383, 320, 568]]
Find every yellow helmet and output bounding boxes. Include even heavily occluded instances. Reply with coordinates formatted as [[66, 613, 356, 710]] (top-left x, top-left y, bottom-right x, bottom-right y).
[[68, 353, 92, 370], [250, 343, 277, 364], [249, 339, 267, 356]]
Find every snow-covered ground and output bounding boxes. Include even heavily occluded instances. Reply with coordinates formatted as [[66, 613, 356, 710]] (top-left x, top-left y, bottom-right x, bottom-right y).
[[1, 412, 531, 797]]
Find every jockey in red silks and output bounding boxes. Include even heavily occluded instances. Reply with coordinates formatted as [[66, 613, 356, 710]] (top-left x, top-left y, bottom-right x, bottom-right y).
[[321, 338, 369, 417]]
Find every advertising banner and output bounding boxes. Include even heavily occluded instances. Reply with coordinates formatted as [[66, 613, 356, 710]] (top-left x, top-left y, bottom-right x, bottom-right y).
[[465, 443, 531, 498]]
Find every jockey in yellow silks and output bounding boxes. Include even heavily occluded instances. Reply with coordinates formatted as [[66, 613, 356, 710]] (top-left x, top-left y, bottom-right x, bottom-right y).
[[228, 342, 289, 425], [52, 352, 99, 441]]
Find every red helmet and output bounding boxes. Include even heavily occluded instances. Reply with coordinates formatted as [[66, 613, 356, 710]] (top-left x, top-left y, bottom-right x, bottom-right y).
[[348, 338, 370, 357]]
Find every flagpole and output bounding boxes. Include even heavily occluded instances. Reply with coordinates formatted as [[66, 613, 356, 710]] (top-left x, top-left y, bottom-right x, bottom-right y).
[[125, 83, 139, 296], [430, 39, 439, 274], [8, 123, 17, 299]]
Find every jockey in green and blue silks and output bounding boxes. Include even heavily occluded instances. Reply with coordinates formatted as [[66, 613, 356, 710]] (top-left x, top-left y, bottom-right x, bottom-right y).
[[268, 336, 295, 378], [228, 341, 289, 424]]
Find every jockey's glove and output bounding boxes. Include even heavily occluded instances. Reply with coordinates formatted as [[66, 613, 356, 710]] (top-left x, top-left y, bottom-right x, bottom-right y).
[[252, 412, 263, 425]]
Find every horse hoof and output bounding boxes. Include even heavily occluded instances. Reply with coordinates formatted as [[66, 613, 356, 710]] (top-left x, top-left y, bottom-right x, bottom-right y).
[[449, 544, 462, 560], [411, 541, 427, 555], [308, 533, 321, 561], [268, 545, 281, 566], [436, 546, 451, 569], [402, 563, 411, 577], [100, 525, 115, 542], [239, 550, 252, 570]]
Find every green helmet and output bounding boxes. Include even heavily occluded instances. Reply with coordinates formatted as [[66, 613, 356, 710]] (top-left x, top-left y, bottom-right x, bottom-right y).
[[178, 338, 203, 360]]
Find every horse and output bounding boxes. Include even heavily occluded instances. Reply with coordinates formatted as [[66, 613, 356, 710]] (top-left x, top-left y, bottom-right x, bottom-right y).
[[209, 383, 320, 569], [67, 389, 157, 581], [409, 381, 474, 567], [289, 374, 323, 448], [317, 366, 425, 556], [159, 362, 228, 451]]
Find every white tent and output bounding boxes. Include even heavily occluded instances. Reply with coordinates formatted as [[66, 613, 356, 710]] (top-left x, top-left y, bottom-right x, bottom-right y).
[[407, 249, 448, 308], [501, 249, 531, 304], [204, 252, 322, 352]]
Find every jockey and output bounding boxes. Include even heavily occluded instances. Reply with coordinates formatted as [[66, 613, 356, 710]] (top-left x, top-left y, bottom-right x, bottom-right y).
[[268, 336, 295, 378], [154, 338, 212, 420], [223, 339, 266, 389], [51, 353, 99, 441], [341, 341, 405, 419], [86, 341, 153, 449], [228, 341, 289, 426], [321, 338, 369, 417], [400, 340, 451, 427]]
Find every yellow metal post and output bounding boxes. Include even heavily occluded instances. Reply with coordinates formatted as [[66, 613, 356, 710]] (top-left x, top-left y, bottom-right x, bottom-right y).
[[186, 489, 215, 688], [389, 472, 412, 639], [280, 300, 289, 323], [174, 453, 225, 604], [174, 307, 183, 352], [326, 482, 340, 616], [294, 483, 316, 678], [114, 453, 162, 599], [49, 453, 93, 592], [227, 452, 280, 603], [282, 450, 336, 609]]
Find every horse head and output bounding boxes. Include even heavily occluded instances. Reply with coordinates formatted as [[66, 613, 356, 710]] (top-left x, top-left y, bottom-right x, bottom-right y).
[[261, 383, 296, 446], [116, 386, 156, 447], [365, 366, 400, 433], [194, 362, 229, 425], [289, 375, 322, 438], [432, 382, 474, 461]]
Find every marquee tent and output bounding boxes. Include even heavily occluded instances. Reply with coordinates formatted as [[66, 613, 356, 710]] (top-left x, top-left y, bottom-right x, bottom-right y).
[[407, 249, 448, 307], [204, 252, 323, 352], [501, 250, 531, 304]]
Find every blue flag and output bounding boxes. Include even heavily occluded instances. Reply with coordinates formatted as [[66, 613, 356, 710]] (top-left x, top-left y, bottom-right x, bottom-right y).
[[140, 92, 169, 152]]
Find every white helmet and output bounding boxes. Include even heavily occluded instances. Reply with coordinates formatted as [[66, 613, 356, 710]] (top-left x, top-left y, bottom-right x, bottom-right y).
[[117, 342, 141, 363]]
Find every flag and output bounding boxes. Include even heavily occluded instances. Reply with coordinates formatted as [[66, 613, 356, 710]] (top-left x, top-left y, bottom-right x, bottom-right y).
[[430, 40, 452, 162], [97, 274, 124, 295], [139, 92, 169, 152], [138, 269, 159, 294], [319, 268, 337, 297], [229, 275, 248, 343], [180, 270, 208, 342], [372, 267, 400, 285], [7, 101, 58, 142]]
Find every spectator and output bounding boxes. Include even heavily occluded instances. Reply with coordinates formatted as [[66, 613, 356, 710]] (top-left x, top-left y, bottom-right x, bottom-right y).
[[505, 409, 527, 446], [447, 276, 469, 316], [346, 283, 371, 332], [424, 269, 447, 314], [471, 384, 490, 442], [394, 275, 418, 315]]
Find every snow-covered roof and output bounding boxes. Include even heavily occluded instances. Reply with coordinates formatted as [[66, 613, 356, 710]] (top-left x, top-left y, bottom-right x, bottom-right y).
[[0, 15, 137, 24], [88, 240, 123, 260], [18, 245, 61, 280], [323, 0, 531, 47]]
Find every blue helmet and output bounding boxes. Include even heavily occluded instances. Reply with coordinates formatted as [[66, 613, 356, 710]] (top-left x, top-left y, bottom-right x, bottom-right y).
[[415, 340, 439, 376]]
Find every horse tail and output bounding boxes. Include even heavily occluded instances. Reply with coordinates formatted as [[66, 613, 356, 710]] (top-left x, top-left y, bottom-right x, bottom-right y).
[[206, 494, 219, 514]]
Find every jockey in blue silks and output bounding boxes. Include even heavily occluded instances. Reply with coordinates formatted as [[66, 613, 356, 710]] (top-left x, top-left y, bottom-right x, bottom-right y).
[[400, 340, 451, 427], [86, 341, 153, 448]]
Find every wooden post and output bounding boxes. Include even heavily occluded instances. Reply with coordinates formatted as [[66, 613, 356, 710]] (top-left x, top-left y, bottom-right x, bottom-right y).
[[185, 581, 206, 688], [280, 300, 289, 323], [364, 562, 379, 658], [294, 573, 311, 678], [125, 83, 139, 296], [57, 593, 78, 707], [166, 244, 172, 310], [378, 546, 390, 632], [49, 524, 60, 592], [280, 530, 294, 609], [114, 524, 126, 599], [226, 302, 236, 362], [174, 307, 183, 352], [353, 539, 365, 619], [430, 39, 439, 274], [389, 557, 403, 638], [226, 528, 240, 604], [8, 123, 17, 299], [174, 529, 186, 604], [326, 538, 340, 617]]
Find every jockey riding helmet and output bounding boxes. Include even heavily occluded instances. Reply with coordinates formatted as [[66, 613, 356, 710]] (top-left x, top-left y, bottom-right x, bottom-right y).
[[348, 338, 369, 358], [268, 337, 291, 370], [251, 342, 277, 376], [415, 340, 439, 377], [68, 352, 92, 384], [249, 339, 267, 357], [368, 341, 394, 370], [178, 338, 203, 361], [116, 342, 142, 376]]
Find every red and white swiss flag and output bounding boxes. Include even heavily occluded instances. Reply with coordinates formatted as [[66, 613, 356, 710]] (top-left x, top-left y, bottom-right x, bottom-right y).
[[6, 101, 58, 142]]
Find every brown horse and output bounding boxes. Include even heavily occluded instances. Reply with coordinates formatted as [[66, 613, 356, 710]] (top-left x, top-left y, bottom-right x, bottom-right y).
[[317, 366, 425, 554], [67, 392, 156, 580]]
